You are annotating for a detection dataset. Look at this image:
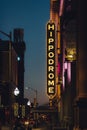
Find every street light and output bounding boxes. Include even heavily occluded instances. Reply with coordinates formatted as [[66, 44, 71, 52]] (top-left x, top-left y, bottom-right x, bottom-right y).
[[27, 100, 31, 106], [14, 87, 20, 96], [25, 86, 37, 107]]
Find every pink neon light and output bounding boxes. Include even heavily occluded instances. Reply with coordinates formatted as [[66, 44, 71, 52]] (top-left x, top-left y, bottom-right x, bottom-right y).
[[67, 63, 71, 83], [59, 0, 64, 16], [64, 62, 67, 70], [62, 62, 65, 90], [58, 62, 61, 75], [63, 76, 65, 90]]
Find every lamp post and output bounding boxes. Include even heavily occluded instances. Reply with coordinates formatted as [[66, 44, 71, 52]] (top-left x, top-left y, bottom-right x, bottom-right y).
[[13, 87, 20, 118], [25, 86, 37, 107], [14, 87, 20, 97], [13, 87, 20, 104], [27, 100, 31, 106]]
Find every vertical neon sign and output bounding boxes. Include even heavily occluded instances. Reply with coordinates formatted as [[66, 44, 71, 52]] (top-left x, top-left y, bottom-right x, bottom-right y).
[[47, 21, 56, 99]]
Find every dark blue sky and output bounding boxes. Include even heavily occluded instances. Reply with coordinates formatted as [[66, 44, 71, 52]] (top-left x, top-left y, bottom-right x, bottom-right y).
[[0, 0, 50, 105]]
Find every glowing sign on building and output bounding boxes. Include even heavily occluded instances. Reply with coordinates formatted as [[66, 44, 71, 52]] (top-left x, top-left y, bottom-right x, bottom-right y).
[[47, 21, 56, 99]]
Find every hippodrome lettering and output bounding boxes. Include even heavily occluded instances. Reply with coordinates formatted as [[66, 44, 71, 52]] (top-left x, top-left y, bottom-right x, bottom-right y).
[[47, 22, 56, 97]]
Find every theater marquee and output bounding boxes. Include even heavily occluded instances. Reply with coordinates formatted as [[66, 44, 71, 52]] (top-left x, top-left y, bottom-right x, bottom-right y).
[[46, 21, 56, 99]]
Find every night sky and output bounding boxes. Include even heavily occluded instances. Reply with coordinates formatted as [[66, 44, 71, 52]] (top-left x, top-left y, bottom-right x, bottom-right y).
[[0, 0, 50, 105]]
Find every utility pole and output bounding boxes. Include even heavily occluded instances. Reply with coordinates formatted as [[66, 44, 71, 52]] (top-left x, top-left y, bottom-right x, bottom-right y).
[[26, 86, 37, 107], [0, 30, 12, 40], [28, 87, 37, 107]]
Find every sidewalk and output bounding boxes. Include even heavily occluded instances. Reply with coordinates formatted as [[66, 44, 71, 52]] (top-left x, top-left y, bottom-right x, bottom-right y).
[[32, 128, 47, 130], [1, 126, 11, 130]]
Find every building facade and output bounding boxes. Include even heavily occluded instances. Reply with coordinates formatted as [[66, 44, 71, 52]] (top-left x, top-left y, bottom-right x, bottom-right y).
[[0, 29, 26, 124], [0, 40, 18, 106], [13, 28, 26, 103], [46, 0, 87, 130]]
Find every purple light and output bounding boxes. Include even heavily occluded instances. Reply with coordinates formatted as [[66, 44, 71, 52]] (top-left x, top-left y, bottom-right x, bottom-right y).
[[58, 62, 61, 75], [64, 62, 67, 70], [59, 0, 64, 16], [67, 63, 71, 83]]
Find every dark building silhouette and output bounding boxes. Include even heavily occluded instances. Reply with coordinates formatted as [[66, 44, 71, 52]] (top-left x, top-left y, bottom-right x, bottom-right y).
[[0, 29, 26, 124], [13, 28, 26, 103], [0, 29, 26, 105], [0, 40, 18, 106]]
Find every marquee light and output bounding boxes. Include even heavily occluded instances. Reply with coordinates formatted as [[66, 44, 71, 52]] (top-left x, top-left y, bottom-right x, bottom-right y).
[[46, 21, 56, 99]]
